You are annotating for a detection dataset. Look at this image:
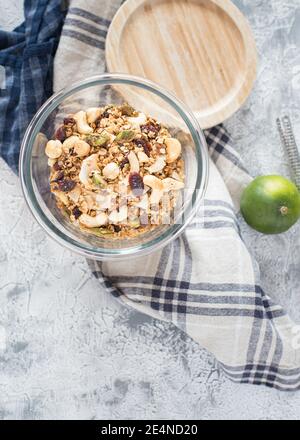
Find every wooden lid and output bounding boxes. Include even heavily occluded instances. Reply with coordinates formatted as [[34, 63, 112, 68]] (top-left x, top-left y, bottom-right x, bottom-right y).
[[106, 0, 257, 128]]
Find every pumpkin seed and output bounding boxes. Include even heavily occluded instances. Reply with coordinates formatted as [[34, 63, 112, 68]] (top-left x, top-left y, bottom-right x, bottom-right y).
[[120, 103, 135, 117], [115, 130, 136, 143], [92, 171, 106, 187], [86, 133, 110, 147]]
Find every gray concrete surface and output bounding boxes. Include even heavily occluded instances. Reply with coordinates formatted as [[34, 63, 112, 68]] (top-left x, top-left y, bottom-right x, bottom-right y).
[[0, 0, 300, 420]]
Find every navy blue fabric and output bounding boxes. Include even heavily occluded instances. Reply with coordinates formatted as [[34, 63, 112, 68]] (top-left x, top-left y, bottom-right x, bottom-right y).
[[0, 0, 66, 173]]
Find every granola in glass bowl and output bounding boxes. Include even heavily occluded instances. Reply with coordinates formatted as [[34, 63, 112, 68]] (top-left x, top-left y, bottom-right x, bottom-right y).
[[45, 104, 185, 239]]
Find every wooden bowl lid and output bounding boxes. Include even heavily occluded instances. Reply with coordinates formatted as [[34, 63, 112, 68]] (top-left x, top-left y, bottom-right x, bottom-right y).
[[106, 0, 257, 128]]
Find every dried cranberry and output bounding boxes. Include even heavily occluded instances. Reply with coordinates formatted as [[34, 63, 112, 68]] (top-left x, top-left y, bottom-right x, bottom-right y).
[[53, 161, 62, 171], [51, 171, 64, 183], [72, 207, 82, 219], [55, 126, 66, 142], [141, 122, 161, 137], [63, 117, 76, 126], [120, 156, 129, 169], [58, 179, 76, 192], [129, 172, 144, 196], [133, 138, 151, 156]]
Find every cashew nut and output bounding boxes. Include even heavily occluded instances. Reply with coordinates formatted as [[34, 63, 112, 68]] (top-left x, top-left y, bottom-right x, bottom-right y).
[[86, 107, 102, 124], [108, 205, 128, 224], [165, 138, 182, 163], [143, 175, 164, 204], [63, 134, 91, 156], [95, 191, 116, 211], [127, 112, 147, 129], [45, 140, 63, 159], [134, 194, 149, 211], [162, 178, 184, 191], [128, 151, 140, 173], [137, 151, 150, 163], [79, 212, 108, 228], [48, 158, 56, 167], [73, 111, 93, 134], [143, 175, 164, 191], [62, 135, 80, 153], [147, 156, 166, 174], [63, 135, 90, 157], [79, 153, 99, 187], [102, 162, 120, 180], [74, 139, 91, 157], [150, 189, 164, 204]]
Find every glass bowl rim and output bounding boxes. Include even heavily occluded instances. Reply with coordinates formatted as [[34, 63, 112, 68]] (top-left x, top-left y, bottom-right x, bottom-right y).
[[19, 73, 209, 260]]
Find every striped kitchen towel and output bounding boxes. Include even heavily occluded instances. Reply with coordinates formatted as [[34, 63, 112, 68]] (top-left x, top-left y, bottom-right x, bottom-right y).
[[36, 0, 300, 390], [0, 0, 67, 173]]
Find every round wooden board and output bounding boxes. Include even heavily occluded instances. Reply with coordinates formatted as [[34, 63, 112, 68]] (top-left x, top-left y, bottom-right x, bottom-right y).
[[106, 0, 257, 129]]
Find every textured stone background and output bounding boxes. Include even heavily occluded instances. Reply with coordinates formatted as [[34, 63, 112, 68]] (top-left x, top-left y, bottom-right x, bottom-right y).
[[0, 0, 300, 420]]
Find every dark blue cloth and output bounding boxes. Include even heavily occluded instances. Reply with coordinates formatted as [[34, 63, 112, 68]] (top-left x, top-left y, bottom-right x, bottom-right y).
[[0, 0, 66, 173]]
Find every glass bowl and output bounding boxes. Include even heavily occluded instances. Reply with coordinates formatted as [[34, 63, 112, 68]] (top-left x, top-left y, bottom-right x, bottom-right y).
[[19, 74, 209, 260]]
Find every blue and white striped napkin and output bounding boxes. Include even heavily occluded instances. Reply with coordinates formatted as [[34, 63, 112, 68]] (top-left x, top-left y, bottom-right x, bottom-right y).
[[0, 0, 66, 173], [54, 0, 300, 391]]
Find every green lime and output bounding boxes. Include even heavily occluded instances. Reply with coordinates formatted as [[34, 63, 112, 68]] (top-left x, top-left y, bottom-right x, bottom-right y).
[[240, 175, 300, 234]]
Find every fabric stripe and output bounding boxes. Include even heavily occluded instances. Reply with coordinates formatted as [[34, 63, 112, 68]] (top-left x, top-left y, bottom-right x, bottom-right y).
[[204, 199, 235, 211], [114, 292, 282, 314], [189, 220, 238, 230], [269, 329, 284, 380], [199, 209, 237, 221], [146, 304, 281, 318], [113, 290, 267, 306], [153, 243, 172, 280], [205, 126, 248, 172], [220, 362, 300, 377], [116, 285, 284, 308], [223, 367, 300, 387], [167, 240, 179, 317], [230, 377, 300, 391], [106, 277, 264, 293], [61, 29, 105, 49], [258, 320, 273, 366], [64, 17, 108, 39], [174, 235, 192, 326], [68, 6, 111, 27]]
